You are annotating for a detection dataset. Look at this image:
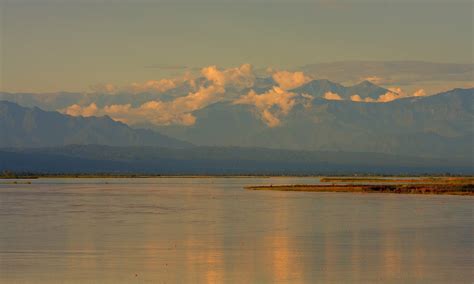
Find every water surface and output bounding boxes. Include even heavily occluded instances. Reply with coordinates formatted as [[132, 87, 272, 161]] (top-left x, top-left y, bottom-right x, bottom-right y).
[[0, 177, 472, 283]]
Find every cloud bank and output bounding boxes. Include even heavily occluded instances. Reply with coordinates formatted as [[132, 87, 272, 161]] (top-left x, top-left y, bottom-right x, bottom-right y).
[[61, 64, 433, 128], [272, 71, 311, 90], [346, 88, 428, 103]]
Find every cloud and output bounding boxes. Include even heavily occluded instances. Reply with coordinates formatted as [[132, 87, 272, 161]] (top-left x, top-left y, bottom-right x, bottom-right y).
[[90, 71, 198, 95], [413, 89, 427, 97], [350, 94, 375, 102], [376, 90, 404, 103], [364, 76, 384, 85], [88, 64, 258, 96], [201, 64, 255, 89], [233, 86, 297, 127], [377, 87, 429, 102], [350, 88, 429, 103], [64, 84, 225, 126], [63, 103, 99, 117], [63, 64, 437, 128], [129, 79, 178, 93], [112, 84, 224, 125], [261, 109, 281, 128], [272, 70, 311, 90], [67, 64, 258, 125], [323, 91, 343, 101]]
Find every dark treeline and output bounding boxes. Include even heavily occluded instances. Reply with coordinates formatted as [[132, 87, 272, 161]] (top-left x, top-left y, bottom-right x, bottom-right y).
[[1, 145, 472, 176]]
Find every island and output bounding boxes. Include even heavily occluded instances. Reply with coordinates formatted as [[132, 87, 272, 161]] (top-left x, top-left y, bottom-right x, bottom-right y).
[[246, 177, 474, 196]]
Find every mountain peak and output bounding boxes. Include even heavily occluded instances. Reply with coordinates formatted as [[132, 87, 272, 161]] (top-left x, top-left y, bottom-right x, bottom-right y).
[[356, 80, 377, 87]]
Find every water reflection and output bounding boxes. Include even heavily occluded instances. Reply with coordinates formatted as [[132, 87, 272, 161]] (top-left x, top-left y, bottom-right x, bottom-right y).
[[266, 194, 303, 283], [0, 178, 472, 283]]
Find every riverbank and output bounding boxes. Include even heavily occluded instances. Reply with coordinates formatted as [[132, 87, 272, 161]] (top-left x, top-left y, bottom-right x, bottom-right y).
[[246, 182, 474, 195]]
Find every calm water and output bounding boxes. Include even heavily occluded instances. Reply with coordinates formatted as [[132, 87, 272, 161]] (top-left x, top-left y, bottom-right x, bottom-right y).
[[0, 177, 472, 283]]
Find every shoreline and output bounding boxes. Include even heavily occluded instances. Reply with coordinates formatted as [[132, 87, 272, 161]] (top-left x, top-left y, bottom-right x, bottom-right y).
[[1, 175, 472, 180], [246, 181, 474, 196]]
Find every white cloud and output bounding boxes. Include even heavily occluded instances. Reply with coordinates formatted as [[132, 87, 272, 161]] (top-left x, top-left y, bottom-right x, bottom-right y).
[[272, 70, 311, 90], [201, 64, 255, 89], [63, 84, 225, 126], [323, 91, 343, 101], [376, 90, 404, 102], [413, 89, 427, 97], [363, 76, 388, 85], [233, 86, 297, 127], [64, 65, 437, 127], [350, 88, 429, 103], [350, 94, 375, 102], [129, 79, 177, 93], [63, 103, 99, 117]]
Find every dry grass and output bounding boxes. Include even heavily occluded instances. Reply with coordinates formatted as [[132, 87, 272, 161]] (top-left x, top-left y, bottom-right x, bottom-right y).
[[246, 181, 474, 196]]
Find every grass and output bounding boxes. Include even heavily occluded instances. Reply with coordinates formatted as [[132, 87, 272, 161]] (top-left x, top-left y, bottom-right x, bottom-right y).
[[246, 177, 474, 196], [319, 177, 473, 183]]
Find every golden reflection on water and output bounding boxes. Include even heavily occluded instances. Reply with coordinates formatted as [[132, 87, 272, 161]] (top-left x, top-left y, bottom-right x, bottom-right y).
[[381, 199, 402, 281], [1, 180, 472, 283], [266, 193, 304, 283], [184, 185, 224, 284], [350, 228, 361, 281], [413, 231, 426, 279]]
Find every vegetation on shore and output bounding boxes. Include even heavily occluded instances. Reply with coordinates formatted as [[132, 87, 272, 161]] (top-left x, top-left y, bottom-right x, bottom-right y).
[[246, 179, 474, 196], [1, 170, 471, 180], [319, 177, 473, 184]]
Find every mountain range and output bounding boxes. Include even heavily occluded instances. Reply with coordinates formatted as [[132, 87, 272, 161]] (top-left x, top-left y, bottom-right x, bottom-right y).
[[0, 82, 473, 173], [154, 87, 473, 159], [0, 101, 190, 148]]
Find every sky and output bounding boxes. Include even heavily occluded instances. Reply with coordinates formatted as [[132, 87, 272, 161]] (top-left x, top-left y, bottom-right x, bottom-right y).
[[0, 0, 473, 93]]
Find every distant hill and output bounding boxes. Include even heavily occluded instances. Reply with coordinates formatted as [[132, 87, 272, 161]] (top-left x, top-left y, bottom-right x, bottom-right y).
[[1, 87, 472, 161], [0, 101, 191, 148], [0, 145, 471, 175], [155, 88, 474, 159]]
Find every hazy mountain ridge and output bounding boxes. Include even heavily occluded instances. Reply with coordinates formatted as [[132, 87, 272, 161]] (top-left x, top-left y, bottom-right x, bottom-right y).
[[298, 61, 474, 94], [0, 78, 394, 111], [0, 101, 191, 148], [0, 88, 472, 161], [155, 88, 474, 158]]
